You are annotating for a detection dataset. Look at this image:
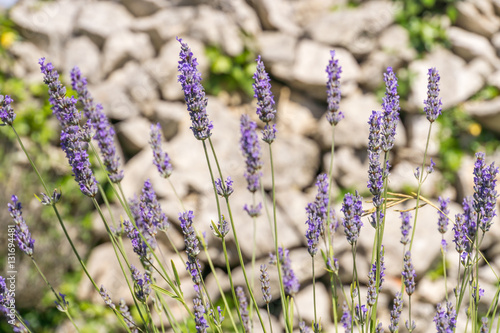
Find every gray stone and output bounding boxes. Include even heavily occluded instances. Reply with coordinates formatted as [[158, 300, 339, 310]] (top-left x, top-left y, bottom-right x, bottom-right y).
[[76, 1, 133, 47], [116, 117, 152, 156], [329, 147, 368, 191], [9, 41, 45, 82], [121, 0, 166, 17], [455, 0, 500, 38], [132, 7, 196, 51], [294, 283, 331, 325], [90, 82, 139, 121], [219, 0, 261, 36], [261, 133, 320, 190], [389, 160, 443, 197], [408, 48, 485, 112], [359, 51, 410, 91], [102, 31, 155, 76], [306, 1, 396, 58], [276, 87, 318, 137], [378, 25, 416, 62], [463, 97, 500, 134], [257, 32, 297, 65], [448, 27, 499, 67], [317, 91, 406, 149], [189, 6, 243, 57], [406, 114, 441, 157], [250, 0, 302, 36], [10, 1, 81, 64], [287, 40, 359, 99], [144, 37, 207, 101], [153, 101, 187, 141], [64, 36, 101, 83], [107, 61, 159, 117]]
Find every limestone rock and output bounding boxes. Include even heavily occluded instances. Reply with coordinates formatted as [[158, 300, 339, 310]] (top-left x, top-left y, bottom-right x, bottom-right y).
[[9, 41, 45, 81], [76, 1, 134, 47], [102, 31, 155, 76], [90, 82, 139, 121], [448, 27, 499, 67], [219, 0, 261, 36], [116, 117, 152, 156], [463, 98, 500, 134], [121, 0, 167, 17], [306, 1, 395, 58], [406, 114, 441, 157], [257, 31, 297, 65], [64, 36, 101, 83], [189, 6, 243, 57], [132, 7, 195, 51], [456, 0, 500, 38], [107, 61, 159, 117], [329, 147, 368, 191], [250, 0, 302, 36], [294, 283, 331, 325], [408, 48, 485, 112], [153, 101, 187, 141], [276, 87, 318, 137]]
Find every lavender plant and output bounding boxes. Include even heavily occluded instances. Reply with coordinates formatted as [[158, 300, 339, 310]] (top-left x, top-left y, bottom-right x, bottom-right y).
[[1, 42, 499, 333]]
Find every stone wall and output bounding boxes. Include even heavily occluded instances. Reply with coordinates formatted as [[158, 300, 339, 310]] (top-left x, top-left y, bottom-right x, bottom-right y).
[[4, 0, 500, 331]]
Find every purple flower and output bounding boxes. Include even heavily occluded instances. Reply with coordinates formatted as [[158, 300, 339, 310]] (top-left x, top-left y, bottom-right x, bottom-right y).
[[71, 67, 123, 183], [40, 58, 98, 197], [177, 37, 213, 140], [367, 110, 383, 207], [424, 67, 442, 122], [179, 210, 199, 259], [193, 293, 208, 333], [400, 211, 412, 245], [215, 177, 234, 198], [149, 123, 173, 179], [119, 299, 138, 333], [8, 196, 35, 257], [402, 251, 416, 296], [211, 215, 230, 238], [437, 196, 450, 234], [381, 67, 400, 152], [305, 173, 330, 256], [389, 292, 403, 332], [239, 114, 263, 193], [480, 317, 488, 333], [0, 94, 15, 125], [270, 247, 300, 296], [427, 158, 436, 174], [341, 191, 363, 245], [325, 50, 344, 125], [299, 321, 311, 333], [130, 265, 151, 303], [433, 302, 456, 333], [260, 264, 272, 304], [139, 179, 169, 238], [123, 220, 150, 262], [340, 301, 351, 333], [253, 56, 276, 123], [243, 203, 262, 218], [473, 152, 498, 232], [262, 123, 277, 144], [99, 285, 115, 310], [236, 286, 250, 333], [187, 258, 202, 285]]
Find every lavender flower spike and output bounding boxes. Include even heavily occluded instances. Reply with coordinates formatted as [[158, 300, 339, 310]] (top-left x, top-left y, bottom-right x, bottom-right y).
[[71, 66, 124, 183], [119, 299, 138, 333], [253, 55, 276, 123], [239, 114, 263, 193], [325, 50, 344, 125], [0, 94, 15, 126], [341, 191, 363, 245], [437, 196, 450, 234], [367, 110, 383, 207], [381, 67, 400, 152], [177, 37, 213, 140], [305, 173, 330, 256], [215, 177, 234, 197], [270, 247, 300, 296], [8, 195, 35, 257], [433, 302, 456, 333], [424, 67, 442, 122], [193, 295, 208, 333], [236, 286, 250, 333], [260, 264, 272, 304], [473, 152, 499, 232], [400, 211, 412, 245], [150, 123, 173, 178], [402, 251, 416, 296], [388, 292, 403, 332]]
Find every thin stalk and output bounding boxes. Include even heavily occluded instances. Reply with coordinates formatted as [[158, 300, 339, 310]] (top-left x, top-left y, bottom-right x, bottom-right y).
[[441, 237, 448, 302], [312, 258, 318, 331], [266, 303, 274, 333], [168, 178, 186, 211], [351, 243, 364, 332], [222, 239, 244, 331], [15, 312, 33, 333]]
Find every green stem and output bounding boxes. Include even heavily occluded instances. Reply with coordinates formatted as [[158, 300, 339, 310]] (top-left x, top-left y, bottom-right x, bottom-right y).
[[312, 258, 318, 331]]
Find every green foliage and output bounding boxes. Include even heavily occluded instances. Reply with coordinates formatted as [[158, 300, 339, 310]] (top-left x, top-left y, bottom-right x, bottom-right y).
[[426, 258, 447, 281], [205, 46, 257, 98], [394, 0, 458, 53]]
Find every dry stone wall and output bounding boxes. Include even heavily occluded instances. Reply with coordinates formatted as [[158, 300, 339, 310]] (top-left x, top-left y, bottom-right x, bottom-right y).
[[4, 0, 500, 331]]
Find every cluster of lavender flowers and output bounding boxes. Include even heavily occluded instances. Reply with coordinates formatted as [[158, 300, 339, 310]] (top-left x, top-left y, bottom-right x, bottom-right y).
[[2, 36, 500, 333]]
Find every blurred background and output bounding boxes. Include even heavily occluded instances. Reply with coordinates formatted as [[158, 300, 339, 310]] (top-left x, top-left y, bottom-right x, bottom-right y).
[[1, 0, 500, 331]]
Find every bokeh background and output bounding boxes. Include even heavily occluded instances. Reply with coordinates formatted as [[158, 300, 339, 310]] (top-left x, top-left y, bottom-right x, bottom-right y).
[[1, 0, 500, 331]]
